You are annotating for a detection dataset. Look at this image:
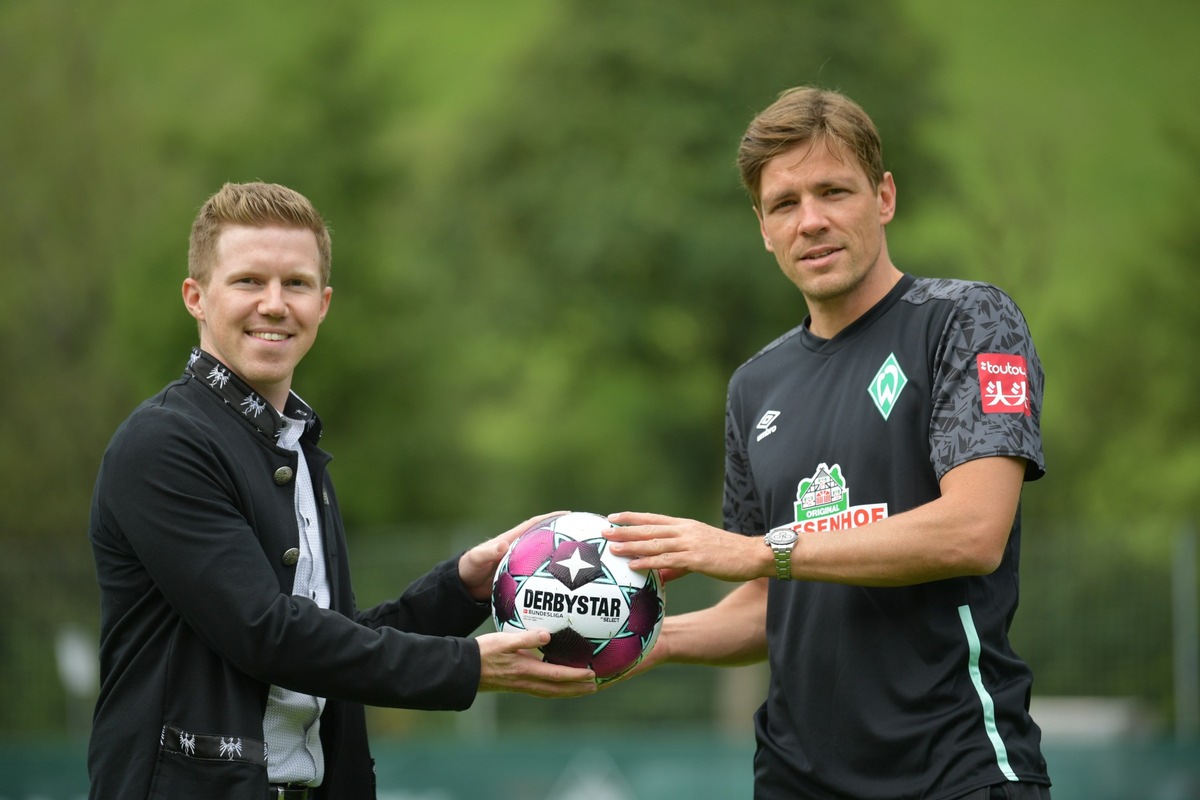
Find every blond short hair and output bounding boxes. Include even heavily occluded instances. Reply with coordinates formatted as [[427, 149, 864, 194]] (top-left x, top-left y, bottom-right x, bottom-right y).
[[187, 182, 332, 286]]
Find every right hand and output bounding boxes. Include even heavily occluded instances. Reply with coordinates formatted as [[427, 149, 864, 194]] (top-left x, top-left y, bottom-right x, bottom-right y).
[[458, 511, 569, 601], [476, 629, 598, 698]]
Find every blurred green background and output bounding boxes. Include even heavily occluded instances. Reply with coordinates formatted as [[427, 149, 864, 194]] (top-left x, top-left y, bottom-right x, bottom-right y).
[[3, 0, 1199, 796]]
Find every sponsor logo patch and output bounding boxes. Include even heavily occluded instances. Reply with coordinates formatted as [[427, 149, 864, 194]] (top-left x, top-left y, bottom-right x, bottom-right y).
[[977, 353, 1031, 415], [783, 462, 888, 532]]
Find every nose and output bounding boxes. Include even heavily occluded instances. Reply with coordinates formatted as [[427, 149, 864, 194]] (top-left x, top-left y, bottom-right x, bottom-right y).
[[796, 200, 829, 237], [258, 281, 287, 317]]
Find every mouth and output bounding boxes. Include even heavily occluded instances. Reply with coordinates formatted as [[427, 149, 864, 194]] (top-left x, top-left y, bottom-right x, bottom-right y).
[[248, 331, 290, 342], [800, 246, 842, 262]]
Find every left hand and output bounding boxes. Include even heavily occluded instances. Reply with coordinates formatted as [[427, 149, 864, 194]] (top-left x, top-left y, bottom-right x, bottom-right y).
[[458, 511, 568, 601], [604, 511, 770, 582]]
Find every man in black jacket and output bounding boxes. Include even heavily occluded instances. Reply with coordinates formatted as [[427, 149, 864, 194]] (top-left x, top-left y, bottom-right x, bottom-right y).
[[88, 182, 596, 800]]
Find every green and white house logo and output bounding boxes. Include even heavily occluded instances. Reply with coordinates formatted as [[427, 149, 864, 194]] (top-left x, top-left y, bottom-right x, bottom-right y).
[[868, 352, 908, 420], [795, 463, 848, 520], [791, 462, 890, 530]]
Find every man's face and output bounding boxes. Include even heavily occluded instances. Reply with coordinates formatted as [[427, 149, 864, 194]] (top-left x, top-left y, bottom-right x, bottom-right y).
[[182, 224, 332, 410], [754, 137, 896, 310]]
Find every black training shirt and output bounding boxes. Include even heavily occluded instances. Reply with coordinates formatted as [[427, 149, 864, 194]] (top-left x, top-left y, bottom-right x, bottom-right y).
[[724, 275, 1050, 800]]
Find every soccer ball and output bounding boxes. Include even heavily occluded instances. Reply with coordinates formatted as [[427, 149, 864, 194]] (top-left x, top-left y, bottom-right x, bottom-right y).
[[491, 511, 665, 684]]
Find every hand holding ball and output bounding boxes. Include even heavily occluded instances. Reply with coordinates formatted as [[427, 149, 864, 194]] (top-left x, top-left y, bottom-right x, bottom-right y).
[[491, 512, 665, 684]]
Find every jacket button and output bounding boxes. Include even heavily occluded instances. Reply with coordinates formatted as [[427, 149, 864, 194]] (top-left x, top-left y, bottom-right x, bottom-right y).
[[273, 466, 294, 485], [281, 548, 300, 566]]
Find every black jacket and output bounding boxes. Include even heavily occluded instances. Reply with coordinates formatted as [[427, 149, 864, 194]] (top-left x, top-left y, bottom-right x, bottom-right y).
[[88, 354, 488, 799]]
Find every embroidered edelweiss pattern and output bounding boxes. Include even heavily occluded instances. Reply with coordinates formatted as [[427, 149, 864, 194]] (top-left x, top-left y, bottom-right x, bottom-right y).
[[207, 366, 231, 389], [160, 725, 267, 766], [219, 737, 243, 760], [241, 394, 267, 417]]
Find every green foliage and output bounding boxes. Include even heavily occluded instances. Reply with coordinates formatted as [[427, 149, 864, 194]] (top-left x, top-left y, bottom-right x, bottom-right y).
[[347, 0, 947, 529], [899, 0, 1200, 543], [2, 0, 1198, 737]]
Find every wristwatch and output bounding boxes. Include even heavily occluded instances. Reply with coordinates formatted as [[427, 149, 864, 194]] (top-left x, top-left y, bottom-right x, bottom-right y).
[[764, 525, 799, 580]]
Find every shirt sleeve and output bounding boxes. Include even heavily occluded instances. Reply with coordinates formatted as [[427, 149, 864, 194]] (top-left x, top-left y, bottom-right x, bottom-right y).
[[723, 384, 767, 535], [928, 282, 1046, 482]]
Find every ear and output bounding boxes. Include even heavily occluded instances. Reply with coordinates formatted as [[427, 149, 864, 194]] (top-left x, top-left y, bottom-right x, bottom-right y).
[[753, 205, 775, 253], [182, 278, 205, 322], [878, 172, 897, 226], [317, 285, 332, 324]]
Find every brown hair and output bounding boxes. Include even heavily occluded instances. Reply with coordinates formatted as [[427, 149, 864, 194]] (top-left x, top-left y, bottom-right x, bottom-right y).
[[187, 182, 332, 286], [737, 86, 884, 209]]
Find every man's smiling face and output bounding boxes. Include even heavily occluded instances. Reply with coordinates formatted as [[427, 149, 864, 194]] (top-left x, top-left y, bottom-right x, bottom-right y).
[[182, 224, 332, 411]]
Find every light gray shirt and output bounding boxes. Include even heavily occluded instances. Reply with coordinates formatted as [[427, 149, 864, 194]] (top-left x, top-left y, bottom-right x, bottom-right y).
[[263, 415, 330, 786]]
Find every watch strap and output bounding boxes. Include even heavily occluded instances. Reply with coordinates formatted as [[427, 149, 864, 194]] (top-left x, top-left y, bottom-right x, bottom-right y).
[[765, 527, 797, 581], [771, 546, 792, 580]]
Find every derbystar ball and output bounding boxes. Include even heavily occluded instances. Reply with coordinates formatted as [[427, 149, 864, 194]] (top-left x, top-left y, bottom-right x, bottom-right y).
[[491, 512, 665, 683]]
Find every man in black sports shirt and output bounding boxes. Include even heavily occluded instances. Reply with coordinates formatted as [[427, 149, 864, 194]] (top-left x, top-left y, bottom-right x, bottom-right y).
[[604, 87, 1052, 799]]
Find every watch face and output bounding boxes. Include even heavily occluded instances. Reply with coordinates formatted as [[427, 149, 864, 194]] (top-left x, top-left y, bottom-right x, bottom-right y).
[[767, 527, 797, 546]]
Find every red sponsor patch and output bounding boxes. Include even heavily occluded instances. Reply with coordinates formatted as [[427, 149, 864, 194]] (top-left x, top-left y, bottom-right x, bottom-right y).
[[976, 353, 1030, 415]]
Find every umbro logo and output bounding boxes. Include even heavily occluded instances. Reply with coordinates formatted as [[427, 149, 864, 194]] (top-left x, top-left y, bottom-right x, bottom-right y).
[[756, 410, 781, 441]]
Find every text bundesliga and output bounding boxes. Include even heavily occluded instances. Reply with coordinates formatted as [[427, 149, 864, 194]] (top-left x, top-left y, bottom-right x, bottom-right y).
[[522, 588, 622, 618]]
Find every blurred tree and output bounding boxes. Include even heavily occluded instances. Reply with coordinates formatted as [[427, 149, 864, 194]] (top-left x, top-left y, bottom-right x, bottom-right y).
[[8, 0, 1189, 739], [0, 0, 420, 733], [0, 0, 154, 733], [369, 0, 949, 531], [350, 0, 950, 732], [0, 2, 151, 549], [1064, 124, 1200, 541]]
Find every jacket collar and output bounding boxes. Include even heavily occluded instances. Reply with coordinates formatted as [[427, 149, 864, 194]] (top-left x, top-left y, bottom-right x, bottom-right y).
[[184, 348, 323, 444]]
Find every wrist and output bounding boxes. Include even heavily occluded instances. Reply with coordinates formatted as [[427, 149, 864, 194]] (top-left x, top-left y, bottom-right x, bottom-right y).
[[758, 539, 777, 580], [764, 525, 799, 580]]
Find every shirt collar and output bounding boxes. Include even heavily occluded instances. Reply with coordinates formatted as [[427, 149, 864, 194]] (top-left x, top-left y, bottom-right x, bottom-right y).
[[184, 347, 322, 444]]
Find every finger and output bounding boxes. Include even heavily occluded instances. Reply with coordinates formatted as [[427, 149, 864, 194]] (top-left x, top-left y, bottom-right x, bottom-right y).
[[480, 669, 598, 697], [526, 660, 597, 683], [603, 524, 675, 543], [499, 652, 597, 687], [607, 511, 682, 527], [513, 678, 599, 698], [479, 629, 553, 657], [607, 533, 678, 560], [504, 628, 552, 652]]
